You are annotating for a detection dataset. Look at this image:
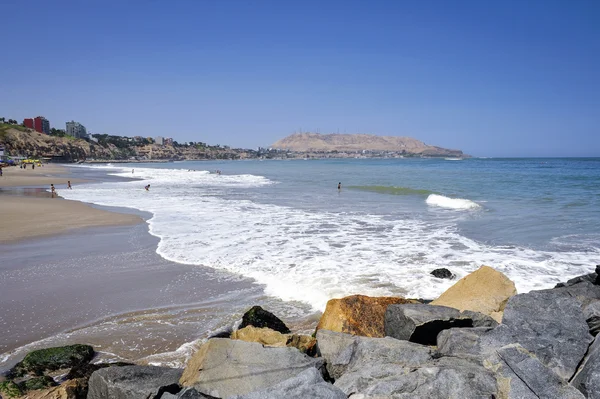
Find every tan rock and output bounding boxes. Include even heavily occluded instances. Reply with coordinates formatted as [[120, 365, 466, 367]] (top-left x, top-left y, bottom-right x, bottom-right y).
[[431, 265, 516, 322], [21, 379, 82, 399], [231, 326, 317, 355], [231, 326, 288, 347], [316, 295, 419, 337]]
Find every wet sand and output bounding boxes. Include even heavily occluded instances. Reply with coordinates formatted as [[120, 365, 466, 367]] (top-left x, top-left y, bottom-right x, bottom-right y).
[[0, 196, 142, 243], [0, 222, 266, 372], [0, 164, 142, 243]]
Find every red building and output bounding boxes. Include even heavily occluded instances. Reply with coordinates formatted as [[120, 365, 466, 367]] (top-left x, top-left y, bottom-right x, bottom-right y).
[[23, 116, 50, 134]]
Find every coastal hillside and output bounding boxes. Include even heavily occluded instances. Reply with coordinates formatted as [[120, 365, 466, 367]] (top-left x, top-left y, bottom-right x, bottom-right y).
[[271, 133, 466, 157], [0, 124, 253, 161]]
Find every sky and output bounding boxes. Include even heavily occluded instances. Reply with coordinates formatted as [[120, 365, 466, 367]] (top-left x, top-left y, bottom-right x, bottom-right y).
[[0, 0, 598, 157]]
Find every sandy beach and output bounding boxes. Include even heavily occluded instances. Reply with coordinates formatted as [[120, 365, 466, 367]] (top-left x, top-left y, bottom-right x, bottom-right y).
[[0, 163, 86, 188], [0, 164, 142, 243]]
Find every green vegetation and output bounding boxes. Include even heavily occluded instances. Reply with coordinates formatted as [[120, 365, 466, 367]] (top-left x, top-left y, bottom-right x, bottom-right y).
[[8, 344, 95, 377], [20, 376, 57, 391], [0, 381, 23, 398]]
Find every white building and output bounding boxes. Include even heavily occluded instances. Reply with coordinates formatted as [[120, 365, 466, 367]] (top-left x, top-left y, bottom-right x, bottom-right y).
[[155, 136, 164, 145], [66, 121, 87, 138]]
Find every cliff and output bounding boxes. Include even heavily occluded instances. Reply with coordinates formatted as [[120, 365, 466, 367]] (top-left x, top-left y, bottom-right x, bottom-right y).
[[271, 133, 466, 157], [0, 125, 254, 161]]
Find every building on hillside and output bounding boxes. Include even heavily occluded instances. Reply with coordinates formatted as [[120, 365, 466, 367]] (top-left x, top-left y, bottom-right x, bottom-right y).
[[155, 136, 164, 145], [23, 116, 50, 134], [164, 137, 173, 146], [66, 121, 87, 138]]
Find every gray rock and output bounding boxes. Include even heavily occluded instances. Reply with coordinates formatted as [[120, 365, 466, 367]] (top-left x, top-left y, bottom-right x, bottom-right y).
[[430, 268, 454, 279], [160, 387, 209, 399], [436, 327, 492, 360], [482, 290, 593, 380], [585, 301, 600, 336], [485, 344, 585, 399], [87, 365, 183, 399], [548, 280, 600, 309], [231, 368, 346, 399], [460, 310, 498, 328], [385, 303, 473, 345], [180, 338, 325, 398], [572, 335, 600, 398], [316, 330, 432, 380], [334, 356, 498, 398]]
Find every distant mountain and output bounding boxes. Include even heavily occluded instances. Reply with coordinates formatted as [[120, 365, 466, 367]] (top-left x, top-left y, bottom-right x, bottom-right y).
[[271, 133, 466, 157]]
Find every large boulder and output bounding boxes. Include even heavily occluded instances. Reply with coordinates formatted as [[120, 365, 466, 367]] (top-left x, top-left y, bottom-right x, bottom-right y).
[[180, 338, 326, 398], [230, 368, 347, 399], [334, 354, 498, 398], [430, 265, 517, 322], [87, 365, 182, 399], [316, 330, 432, 380], [572, 335, 600, 398], [481, 290, 593, 381], [585, 301, 600, 336], [485, 344, 585, 399], [436, 327, 493, 361], [316, 295, 418, 338], [239, 306, 290, 334], [384, 304, 473, 345], [7, 345, 95, 378]]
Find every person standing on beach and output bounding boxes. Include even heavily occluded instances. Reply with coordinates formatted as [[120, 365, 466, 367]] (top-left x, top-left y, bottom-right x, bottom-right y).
[[50, 184, 56, 198], [67, 181, 72, 189], [0, 167, 3, 177], [338, 182, 341, 190]]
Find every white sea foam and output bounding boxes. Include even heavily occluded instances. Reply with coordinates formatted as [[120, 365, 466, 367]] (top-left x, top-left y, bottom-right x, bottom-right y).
[[426, 194, 481, 210], [59, 166, 600, 311]]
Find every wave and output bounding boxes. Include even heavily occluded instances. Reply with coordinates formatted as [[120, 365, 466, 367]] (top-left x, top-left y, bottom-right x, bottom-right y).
[[349, 185, 435, 196], [426, 194, 481, 210]]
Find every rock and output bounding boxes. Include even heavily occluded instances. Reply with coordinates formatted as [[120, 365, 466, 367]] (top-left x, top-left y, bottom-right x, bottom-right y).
[[231, 326, 288, 347], [180, 338, 325, 398], [334, 355, 498, 398], [384, 303, 473, 345], [230, 368, 347, 399], [460, 310, 499, 328], [0, 380, 23, 398], [8, 345, 95, 378], [572, 335, 600, 398], [486, 344, 585, 399], [482, 290, 592, 380], [239, 306, 290, 334], [160, 387, 209, 399], [555, 266, 600, 287], [430, 265, 517, 322], [316, 330, 432, 380], [436, 327, 493, 360], [87, 365, 182, 399], [65, 362, 133, 380], [430, 268, 454, 279], [231, 326, 318, 356], [316, 295, 418, 338], [24, 379, 84, 399], [17, 379, 84, 399], [286, 334, 318, 356], [19, 375, 57, 392], [585, 301, 600, 336]]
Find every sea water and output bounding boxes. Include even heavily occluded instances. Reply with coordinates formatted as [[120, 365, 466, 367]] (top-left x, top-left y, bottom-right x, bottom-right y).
[[61, 157, 600, 311]]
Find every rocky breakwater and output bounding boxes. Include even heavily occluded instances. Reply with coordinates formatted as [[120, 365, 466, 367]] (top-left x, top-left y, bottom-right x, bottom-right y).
[[4, 265, 600, 398]]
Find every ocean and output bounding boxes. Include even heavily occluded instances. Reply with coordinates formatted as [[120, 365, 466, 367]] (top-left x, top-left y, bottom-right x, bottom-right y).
[[63, 158, 600, 307], [3, 157, 599, 369]]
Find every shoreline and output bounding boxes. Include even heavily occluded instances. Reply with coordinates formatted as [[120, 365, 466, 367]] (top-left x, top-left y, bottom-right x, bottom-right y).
[[0, 164, 143, 243]]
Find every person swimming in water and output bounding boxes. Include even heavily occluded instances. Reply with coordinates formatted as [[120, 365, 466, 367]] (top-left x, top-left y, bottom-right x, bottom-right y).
[[338, 182, 341, 190], [145, 184, 150, 191]]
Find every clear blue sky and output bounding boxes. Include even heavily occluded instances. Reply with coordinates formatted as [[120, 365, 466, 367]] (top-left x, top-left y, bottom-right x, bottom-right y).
[[1, 0, 598, 156]]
